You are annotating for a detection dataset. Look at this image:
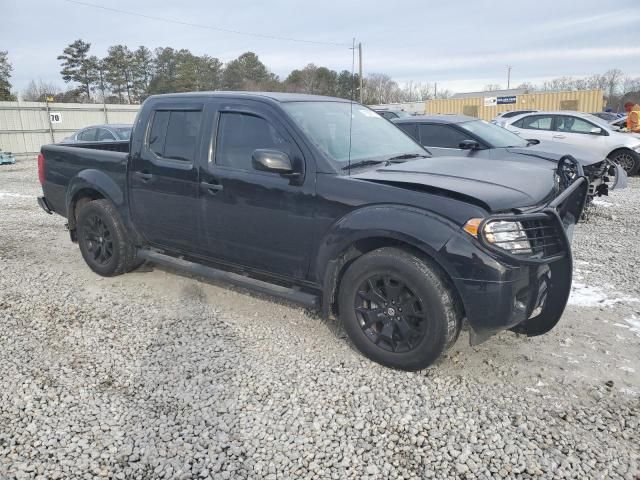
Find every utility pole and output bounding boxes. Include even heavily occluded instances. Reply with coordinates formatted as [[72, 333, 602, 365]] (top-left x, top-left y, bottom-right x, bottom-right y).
[[358, 42, 363, 103], [507, 65, 512, 89], [434, 82, 438, 99]]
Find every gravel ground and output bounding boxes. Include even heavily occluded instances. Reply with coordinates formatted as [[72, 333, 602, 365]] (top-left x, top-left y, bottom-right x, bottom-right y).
[[0, 159, 638, 479]]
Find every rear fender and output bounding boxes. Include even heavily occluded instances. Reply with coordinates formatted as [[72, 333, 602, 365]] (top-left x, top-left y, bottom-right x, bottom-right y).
[[65, 170, 138, 242]]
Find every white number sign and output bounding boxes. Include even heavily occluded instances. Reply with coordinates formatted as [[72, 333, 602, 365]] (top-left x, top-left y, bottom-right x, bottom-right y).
[[49, 112, 62, 124]]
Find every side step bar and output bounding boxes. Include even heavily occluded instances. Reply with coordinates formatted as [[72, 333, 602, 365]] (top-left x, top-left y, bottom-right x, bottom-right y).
[[136, 249, 320, 309]]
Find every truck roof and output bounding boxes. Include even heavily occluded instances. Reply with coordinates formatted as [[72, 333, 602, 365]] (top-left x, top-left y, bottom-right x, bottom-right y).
[[147, 91, 351, 103]]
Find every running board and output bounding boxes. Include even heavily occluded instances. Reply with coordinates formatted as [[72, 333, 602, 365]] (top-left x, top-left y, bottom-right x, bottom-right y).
[[136, 249, 319, 309]]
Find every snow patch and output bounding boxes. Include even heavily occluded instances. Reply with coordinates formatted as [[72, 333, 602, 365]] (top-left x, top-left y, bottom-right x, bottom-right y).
[[625, 316, 640, 336], [0, 192, 32, 199], [592, 198, 616, 208], [568, 281, 639, 307]]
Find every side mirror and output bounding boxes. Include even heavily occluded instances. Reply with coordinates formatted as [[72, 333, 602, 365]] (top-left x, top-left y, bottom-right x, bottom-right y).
[[526, 138, 540, 145], [589, 127, 603, 135], [459, 139, 480, 150], [252, 149, 294, 174]]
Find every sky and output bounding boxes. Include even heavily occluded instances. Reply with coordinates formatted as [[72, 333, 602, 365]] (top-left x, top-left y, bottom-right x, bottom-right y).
[[3, 0, 639, 95]]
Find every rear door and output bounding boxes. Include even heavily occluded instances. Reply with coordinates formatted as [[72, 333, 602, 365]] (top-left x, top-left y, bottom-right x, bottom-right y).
[[507, 114, 555, 142], [199, 99, 316, 279], [551, 115, 611, 157], [128, 101, 204, 251]]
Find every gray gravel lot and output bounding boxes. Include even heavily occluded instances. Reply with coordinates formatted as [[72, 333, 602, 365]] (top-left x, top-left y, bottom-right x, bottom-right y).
[[0, 159, 638, 479]]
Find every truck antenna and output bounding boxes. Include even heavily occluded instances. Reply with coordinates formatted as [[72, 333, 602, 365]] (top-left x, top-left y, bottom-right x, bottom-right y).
[[348, 37, 356, 175]]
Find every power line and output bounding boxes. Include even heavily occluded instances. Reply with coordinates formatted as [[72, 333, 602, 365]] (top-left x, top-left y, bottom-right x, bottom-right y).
[[61, 0, 352, 48]]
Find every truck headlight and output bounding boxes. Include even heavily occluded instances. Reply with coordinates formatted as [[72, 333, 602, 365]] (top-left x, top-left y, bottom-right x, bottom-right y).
[[463, 219, 532, 255]]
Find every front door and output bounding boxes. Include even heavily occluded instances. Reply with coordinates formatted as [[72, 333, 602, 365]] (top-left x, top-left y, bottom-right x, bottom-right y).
[[128, 102, 204, 252], [199, 100, 316, 279], [551, 115, 611, 158]]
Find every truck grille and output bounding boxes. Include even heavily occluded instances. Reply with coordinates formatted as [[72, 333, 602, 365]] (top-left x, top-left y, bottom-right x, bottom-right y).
[[521, 218, 564, 258]]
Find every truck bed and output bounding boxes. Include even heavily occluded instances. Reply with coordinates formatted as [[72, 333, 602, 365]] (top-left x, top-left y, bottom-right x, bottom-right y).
[[40, 142, 130, 218], [57, 140, 130, 153]]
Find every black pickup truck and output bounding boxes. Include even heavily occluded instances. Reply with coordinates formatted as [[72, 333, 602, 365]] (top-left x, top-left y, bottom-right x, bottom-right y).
[[38, 92, 588, 370]]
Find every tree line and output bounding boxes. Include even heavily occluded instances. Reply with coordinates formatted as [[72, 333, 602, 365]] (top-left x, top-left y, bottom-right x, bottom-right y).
[[1, 42, 639, 107]]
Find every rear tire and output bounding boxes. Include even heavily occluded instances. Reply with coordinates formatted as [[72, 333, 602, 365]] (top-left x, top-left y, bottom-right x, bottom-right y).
[[609, 149, 640, 176], [76, 199, 138, 277], [337, 247, 461, 370]]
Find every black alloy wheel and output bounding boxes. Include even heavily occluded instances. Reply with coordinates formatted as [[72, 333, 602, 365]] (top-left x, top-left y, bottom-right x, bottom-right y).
[[81, 214, 114, 265], [355, 275, 427, 353]]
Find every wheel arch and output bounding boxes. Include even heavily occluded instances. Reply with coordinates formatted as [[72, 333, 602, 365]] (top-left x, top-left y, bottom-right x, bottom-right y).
[[66, 169, 126, 231], [313, 207, 464, 318], [607, 147, 640, 175]]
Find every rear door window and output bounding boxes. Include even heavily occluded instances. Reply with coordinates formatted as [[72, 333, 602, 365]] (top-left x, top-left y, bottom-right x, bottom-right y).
[[96, 128, 116, 141], [78, 128, 97, 141], [147, 110, 202, 162], [519, 115, 553, 130], [418, 124, 468, 148]]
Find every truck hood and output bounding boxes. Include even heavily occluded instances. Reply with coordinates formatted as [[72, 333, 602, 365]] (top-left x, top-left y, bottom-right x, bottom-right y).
[[505, 141, 603, 166], [351, 157, 557, 212]]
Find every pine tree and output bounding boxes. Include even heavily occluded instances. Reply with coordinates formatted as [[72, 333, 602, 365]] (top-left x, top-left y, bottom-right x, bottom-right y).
[[57, 39, 99, 101]]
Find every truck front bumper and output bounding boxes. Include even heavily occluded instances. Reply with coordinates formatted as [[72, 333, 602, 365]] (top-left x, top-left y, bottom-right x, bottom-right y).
[[442, 176, 588, 344]]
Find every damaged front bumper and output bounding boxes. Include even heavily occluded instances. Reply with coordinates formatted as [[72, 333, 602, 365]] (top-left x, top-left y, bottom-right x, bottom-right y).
[[444, 175, 589, 345]]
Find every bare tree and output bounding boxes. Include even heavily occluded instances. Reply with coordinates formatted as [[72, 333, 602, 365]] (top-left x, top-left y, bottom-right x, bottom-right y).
[[22, 79, 62, 101], [483, 84, 502, 91], [362, 73, 403, 104]]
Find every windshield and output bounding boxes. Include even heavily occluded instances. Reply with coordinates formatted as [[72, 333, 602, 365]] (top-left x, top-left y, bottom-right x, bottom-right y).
[[583, 114, 613, 130], [282, 102, 425, 166], [114, 127, 132, 140], [458, 119, 528, 148]]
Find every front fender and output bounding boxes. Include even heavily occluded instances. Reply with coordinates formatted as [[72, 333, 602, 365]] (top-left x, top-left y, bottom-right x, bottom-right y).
[[314, 205, 465, 316]]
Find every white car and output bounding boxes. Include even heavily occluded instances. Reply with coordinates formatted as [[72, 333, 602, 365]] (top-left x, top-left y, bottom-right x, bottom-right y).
[[491, 110, 539, 127], [503, 111, 640, 175]]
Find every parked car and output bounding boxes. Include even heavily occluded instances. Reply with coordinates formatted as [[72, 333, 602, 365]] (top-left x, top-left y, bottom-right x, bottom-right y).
[[492, 110, 539, 127], [503, 111, 640, 175], [37, 92, 588, 370], [392, 115, 627, 200], [591, 112, 620, 122], [372, 109, 413, 120], [0, 149, 16, 165], [61, 124, 133, 143]]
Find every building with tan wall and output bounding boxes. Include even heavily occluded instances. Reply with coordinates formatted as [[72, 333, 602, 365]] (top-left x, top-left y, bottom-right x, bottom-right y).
[[425, 89, 605, 121]]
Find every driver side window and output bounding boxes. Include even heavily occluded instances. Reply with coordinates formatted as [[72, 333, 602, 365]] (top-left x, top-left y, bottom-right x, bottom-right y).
[[215, 112, 289, 172], [556, 116, 595, 134]]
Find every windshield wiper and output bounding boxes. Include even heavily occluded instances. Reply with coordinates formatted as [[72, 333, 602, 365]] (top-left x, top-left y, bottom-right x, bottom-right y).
[[386, 153, 429, 161], [341, 159, 386, 170]]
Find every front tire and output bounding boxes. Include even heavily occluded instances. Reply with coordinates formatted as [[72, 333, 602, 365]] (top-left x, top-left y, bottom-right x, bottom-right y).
[[337, 247, 461, 370], [76, 199, 138, 277], [609, 149, 640, 176]]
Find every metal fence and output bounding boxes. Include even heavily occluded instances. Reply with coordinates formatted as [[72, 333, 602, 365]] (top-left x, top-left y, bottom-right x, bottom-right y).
[[0, 101, 140, 157]]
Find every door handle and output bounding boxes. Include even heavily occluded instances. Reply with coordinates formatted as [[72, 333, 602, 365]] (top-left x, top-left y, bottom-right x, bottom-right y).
[[552, 135, 566, 139], [200, 181, 223, 195], [134, 171, 153, 181]]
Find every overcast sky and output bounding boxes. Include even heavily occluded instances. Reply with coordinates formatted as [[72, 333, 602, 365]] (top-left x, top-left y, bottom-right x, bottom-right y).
[[4, 0, 639, 94]]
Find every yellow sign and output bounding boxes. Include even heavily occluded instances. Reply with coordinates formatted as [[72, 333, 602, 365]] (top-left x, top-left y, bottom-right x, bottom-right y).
[[46, 96, 54, 102]]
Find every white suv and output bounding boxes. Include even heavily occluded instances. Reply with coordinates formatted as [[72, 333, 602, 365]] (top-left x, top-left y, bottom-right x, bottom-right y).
[[503, 111, 640, 175]]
